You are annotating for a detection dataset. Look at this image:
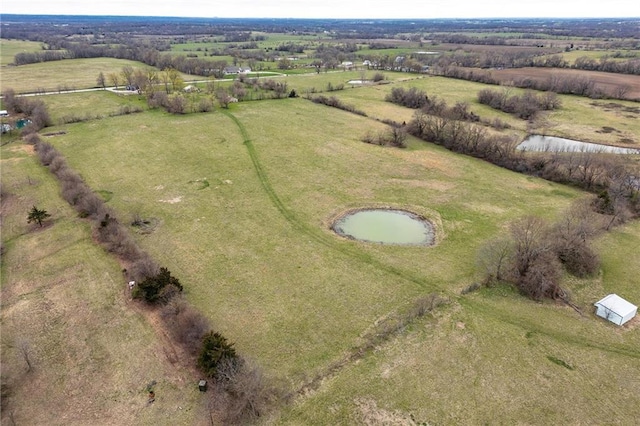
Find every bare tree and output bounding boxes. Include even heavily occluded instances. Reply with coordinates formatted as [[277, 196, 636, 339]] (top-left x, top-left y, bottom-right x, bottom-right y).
[[96, 72, 106, 89], [510, 216, 552, 278], [210, 357, 285, 425], [16, 339, 33, 372], [476, 236, 513, 284], [121, 65, 135, 86], [108, 72, 120, 89]]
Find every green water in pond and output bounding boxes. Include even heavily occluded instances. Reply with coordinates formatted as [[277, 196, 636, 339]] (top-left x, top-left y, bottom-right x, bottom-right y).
[[332, 209, 434, 245]]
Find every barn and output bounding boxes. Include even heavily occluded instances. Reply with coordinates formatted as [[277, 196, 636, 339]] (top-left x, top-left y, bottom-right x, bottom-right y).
[[594, 294, 637, 326]]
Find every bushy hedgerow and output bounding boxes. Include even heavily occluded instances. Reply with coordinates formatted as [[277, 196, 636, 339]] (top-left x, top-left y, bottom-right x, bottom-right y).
[[478, 88, 561, 119], [309, 95, 367, 116]]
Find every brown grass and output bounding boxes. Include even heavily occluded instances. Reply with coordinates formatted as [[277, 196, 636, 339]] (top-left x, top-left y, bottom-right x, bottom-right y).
[[492, 67, 640, 99]]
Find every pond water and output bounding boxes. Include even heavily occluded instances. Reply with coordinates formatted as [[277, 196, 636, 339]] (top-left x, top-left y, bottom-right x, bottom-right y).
[[332, 209, 434, 245], [517, 135, 640, 154]]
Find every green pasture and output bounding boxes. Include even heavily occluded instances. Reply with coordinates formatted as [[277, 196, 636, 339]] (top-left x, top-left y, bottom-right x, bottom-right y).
[[0, 58, 151, 94], [326, 75, 640, 146], [0, 57, 197, 94], [0, 142, 203, 425], [0, 39, 46, 66], [38, 90, 148, 124], [42, 95, 584, 380], [4, 65, 640, 424]]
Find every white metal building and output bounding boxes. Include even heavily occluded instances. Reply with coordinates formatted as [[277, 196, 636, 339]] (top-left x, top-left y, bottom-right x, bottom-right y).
[[594, 294, 637, 326]]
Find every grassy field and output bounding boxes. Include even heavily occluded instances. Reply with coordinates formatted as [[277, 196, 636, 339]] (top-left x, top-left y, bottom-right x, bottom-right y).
[[0, 57, 201, 94], [322, 74, 640, 147], [0, 39, 47, 66], [0, 143, 208, 425], [2, 66, 640, 425]]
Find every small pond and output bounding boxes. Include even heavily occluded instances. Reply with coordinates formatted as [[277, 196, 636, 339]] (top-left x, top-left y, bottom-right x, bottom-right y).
[[517, 135, 640, 154], [332, 209, 434, 246]]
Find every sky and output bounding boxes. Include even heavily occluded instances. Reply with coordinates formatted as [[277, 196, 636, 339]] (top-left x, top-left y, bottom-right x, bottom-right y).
[[1, 0, 639, 19]]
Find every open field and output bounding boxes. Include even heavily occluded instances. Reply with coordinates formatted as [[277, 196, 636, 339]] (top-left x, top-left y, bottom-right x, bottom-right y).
[[0, 143, 208, 425], [2, 22, 640, 424], [0, 39, 46, 66], [0, 58, 198, 95]]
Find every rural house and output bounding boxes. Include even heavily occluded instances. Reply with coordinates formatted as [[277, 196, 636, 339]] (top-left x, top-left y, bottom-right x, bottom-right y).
[[594, 294, 637, 326]]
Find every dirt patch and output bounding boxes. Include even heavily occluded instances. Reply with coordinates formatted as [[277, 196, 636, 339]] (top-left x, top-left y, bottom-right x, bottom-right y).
[[159, 196, 182, 204], [7, 144, 35, 155], [42, 131, 67, 137], [354, 398, 420, 426], [131, 217, 161, 234]]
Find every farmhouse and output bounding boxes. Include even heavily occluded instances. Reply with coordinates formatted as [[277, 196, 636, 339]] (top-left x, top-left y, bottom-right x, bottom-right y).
[[223, 66, 251, 75], [594, 294, 637, 326]]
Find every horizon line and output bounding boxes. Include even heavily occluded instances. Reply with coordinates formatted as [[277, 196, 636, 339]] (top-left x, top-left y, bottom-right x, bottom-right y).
[[1, 13, 638, 21]]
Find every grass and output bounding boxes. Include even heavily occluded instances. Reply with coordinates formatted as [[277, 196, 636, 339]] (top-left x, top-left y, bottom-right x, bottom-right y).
[[3, 68, 640, 424], [0, 58, 154, 94], [39, 90, 148, 125], [0, 142, 204, 425], [42, 96, 584, 380], [0, 39, 47, 66], [0, 58, 197, 94]]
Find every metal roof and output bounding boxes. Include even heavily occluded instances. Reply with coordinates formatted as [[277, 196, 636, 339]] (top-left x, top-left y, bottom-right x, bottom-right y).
[[594, 294, 637, 316]]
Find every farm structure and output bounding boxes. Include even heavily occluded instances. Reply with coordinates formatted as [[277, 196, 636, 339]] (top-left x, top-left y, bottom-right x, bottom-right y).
[[594, 294, 638, 326]]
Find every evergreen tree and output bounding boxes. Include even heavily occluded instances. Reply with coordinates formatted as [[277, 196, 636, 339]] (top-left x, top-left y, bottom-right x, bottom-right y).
[[27, 206, 51, 227]]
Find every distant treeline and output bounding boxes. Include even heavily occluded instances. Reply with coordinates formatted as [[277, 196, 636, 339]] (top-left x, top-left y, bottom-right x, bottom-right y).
[[14, 42, 227, 77]]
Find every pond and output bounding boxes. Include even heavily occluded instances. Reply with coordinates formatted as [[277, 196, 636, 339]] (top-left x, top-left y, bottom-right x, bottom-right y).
[[517, 135, 640, 154], [331, 209, 434, 246]]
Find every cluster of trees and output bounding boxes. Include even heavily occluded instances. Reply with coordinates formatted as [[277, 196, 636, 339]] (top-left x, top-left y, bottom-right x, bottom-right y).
[[386, 87, 480, 122], [1, 89, 52, 132], [147, 91, 213, 114], [477, 88, 561, 119], [509, 74, 633, 100], [479, 200, 602, 301], [361, 126, 408, 148]]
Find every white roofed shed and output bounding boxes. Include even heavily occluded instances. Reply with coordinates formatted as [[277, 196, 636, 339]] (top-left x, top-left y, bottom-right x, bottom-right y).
[[594, 294, 637, 326]]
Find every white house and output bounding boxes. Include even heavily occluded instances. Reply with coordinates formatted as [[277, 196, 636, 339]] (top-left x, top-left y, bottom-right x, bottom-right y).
[[594, 294, 637, 326]]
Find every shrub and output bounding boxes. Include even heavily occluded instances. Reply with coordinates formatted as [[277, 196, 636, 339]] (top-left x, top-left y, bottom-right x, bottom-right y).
[[212, 358, 286, 425], [556, 243, 600, 278], [127, 255, 159, 282], [133, 267, 183, 304], [198, 332, 238, 378], [310, 95, 366, 116], [385, 87, 429, 109], [161, 297, 210, 357]]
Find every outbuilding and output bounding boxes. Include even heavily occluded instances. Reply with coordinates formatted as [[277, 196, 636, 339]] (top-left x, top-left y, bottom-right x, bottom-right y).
[[594, 294, 637, 326]]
